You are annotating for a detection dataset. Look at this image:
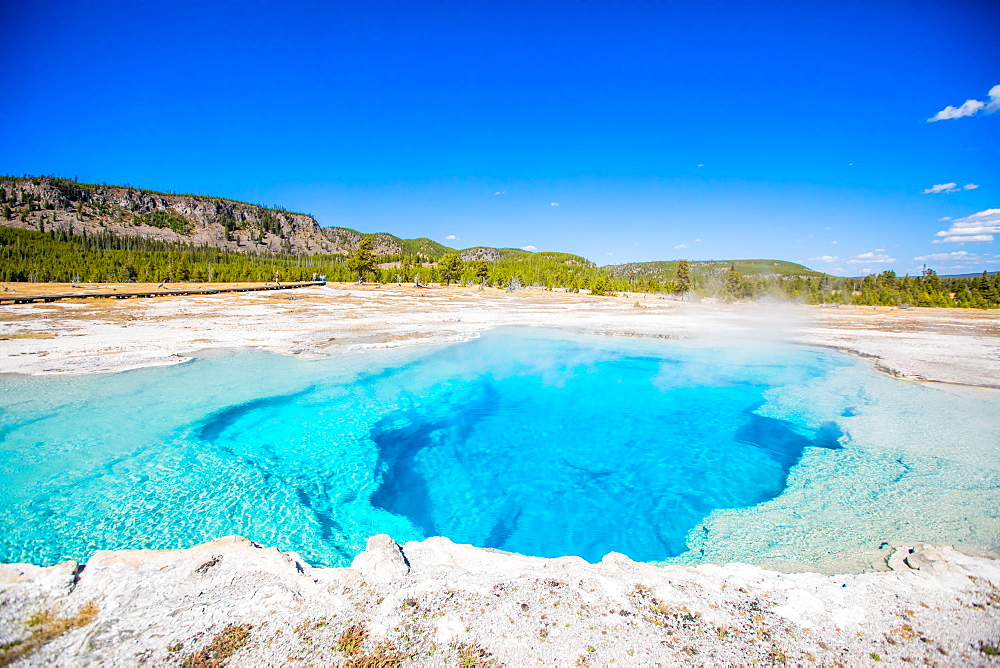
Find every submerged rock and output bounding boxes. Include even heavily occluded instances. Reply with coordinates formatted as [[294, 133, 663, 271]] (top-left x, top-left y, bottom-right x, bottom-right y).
[[350, 534, 410, 581]]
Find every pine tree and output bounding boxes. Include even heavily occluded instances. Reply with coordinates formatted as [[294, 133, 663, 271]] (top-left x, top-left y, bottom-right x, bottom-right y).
[[176, 256, 191, 281], [590, 276, 608, 296], [439, 254, 462, 285], [722, 264, 746, 301], [346, 237, 377, 282], [674, 259, 691, 294]]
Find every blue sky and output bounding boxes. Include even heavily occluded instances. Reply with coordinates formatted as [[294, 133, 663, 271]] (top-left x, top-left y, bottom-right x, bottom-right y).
[[1, 0, 997, 276]]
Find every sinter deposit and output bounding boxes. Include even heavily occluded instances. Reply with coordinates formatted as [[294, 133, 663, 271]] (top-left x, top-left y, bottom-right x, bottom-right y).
[[2, 535, 1000, 666]]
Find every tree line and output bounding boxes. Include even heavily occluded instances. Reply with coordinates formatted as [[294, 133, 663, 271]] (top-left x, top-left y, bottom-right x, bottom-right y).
[[0, 226, 997, 308]]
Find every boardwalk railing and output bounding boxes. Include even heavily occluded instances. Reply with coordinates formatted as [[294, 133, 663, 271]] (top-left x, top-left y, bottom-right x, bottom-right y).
[[0, 281, 327, 305]]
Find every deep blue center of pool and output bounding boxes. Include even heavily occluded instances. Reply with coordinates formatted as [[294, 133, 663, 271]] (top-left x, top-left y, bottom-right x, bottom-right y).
[[0, 329, 847, 566], [367, 350, 842, 562]]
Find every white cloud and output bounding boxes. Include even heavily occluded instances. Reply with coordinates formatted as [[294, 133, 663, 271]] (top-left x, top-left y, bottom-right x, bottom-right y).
[[521, 245, 537, 251], [674, 244, 688, 249], [989, 84, 1000, 112], [846, 252, 897, 264], [927, 84, 1000, 122], [549, 202, 559, 207], [606, 252, 614, 256], [933, 208, 1000, 244], [445, 234, 457, 240], [923, 182, 980, 194], [493, 191, 506, 196], [937, 234, 994, 244], [808, 255, 839, 262], [831, 241, 838, 245], [697, 164, 704, 167], [875, 248, 885, 252], [912, 250, 1000, 272], [913, 250, 999, 263], [938, 216, 952, 221], [928, 99, 985, 122], [694, 238, 702, 242]]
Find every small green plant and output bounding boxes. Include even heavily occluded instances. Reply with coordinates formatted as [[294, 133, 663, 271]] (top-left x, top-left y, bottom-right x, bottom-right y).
[[870, 652, 881, 661], [455, 641, 495, 666], [980, 641, 1000, 656]]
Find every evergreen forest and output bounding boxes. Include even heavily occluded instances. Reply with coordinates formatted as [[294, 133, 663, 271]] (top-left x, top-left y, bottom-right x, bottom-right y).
[[1, 226, 997, 308]]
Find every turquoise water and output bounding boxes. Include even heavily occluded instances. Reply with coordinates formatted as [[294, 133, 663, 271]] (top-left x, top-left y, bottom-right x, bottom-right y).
[[0, 329, 901, 566]]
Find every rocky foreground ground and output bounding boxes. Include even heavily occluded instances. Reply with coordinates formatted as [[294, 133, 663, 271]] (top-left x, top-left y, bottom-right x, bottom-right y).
[[1, 535, 999, 666]]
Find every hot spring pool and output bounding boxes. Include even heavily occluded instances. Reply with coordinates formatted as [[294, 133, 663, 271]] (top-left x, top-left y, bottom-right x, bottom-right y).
[[1, 328, 997, 571]]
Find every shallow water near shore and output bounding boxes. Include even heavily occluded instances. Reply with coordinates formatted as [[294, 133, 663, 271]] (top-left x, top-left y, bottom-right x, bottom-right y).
[[1, 327, 998, 571]]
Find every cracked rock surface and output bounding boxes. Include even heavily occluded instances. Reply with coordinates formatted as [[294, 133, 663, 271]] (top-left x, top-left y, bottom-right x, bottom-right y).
[[2, 535, 999, 666]]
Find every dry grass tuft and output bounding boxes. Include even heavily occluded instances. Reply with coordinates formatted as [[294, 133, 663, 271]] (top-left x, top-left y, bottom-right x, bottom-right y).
[[0, 331, 56, 339], [336, 624, 368, 655], [455, 641, 497, 666], [0, 602, 98, 666], [344, 641, 410, 667], [181, 623, 253, 667]]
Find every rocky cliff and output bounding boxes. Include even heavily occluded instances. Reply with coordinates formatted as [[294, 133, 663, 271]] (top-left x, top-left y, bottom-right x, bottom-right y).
[[0, 176, 454, 259]]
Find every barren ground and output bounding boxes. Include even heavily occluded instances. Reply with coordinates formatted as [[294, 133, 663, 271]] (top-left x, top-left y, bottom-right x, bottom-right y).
[[2, 282, 998, 388]]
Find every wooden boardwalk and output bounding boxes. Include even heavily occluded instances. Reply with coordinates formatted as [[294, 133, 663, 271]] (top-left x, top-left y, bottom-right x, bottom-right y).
[[0, 281, 326, 305]]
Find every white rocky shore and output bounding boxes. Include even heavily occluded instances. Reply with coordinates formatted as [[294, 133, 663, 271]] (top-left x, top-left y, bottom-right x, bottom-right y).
[[2, 534, 999, 666]]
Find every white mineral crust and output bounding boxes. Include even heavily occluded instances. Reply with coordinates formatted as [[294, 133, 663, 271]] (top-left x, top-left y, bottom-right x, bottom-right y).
[[1, 535, 999, 665]]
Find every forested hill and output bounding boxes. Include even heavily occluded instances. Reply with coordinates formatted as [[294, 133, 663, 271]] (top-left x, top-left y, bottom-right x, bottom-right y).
[[603, 259, 825, 280], [2, 174, 999, 307], [2, 176, 817, 279], [0, 175, 475, 260]]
